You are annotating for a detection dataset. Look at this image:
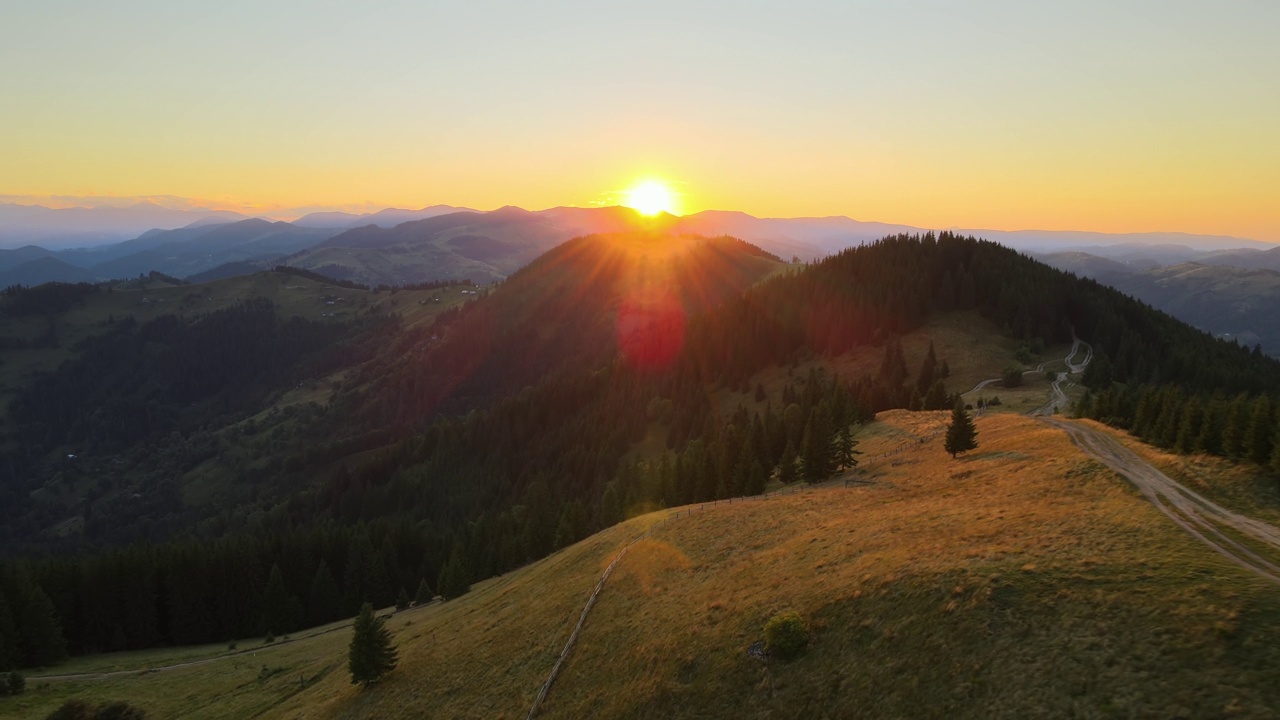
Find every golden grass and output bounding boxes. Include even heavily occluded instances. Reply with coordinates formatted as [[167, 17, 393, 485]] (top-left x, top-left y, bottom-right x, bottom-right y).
[[11, 413, 1280, 719]]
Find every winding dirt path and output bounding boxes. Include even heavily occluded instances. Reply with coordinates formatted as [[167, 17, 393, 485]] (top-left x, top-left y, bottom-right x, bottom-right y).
[[1041, 417, 1280, 584], [964, 334, 1280, 583], [966, 336, 1089, 415]]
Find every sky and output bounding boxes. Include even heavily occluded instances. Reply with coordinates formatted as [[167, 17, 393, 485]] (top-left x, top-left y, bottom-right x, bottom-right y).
[[2, 1, 1278, 239]]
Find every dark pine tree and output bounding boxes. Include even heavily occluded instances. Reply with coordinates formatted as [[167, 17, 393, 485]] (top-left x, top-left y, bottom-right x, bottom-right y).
[[0, 592, 18, 670], [309, 561, 343, 627], [436, 546, 471, 601], [414, 578, 433, 606], [11, 575, 67, 667], [1245, 396, 1275, 466], [260, 564, 295, 637], [348, 602, 398, 687], [944, 399, 979, 459]]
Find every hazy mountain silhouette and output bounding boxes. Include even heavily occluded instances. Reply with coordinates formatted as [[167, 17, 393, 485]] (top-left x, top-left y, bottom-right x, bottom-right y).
[[292, 204, 472, 229], [0, 256, 99, 287], [0, 201, 249, 248], [0, 244, 59, 274], [59, 218, 341, 280]]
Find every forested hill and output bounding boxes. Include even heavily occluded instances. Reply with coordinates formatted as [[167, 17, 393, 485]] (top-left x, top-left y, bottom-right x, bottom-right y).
[[3, 232, 1279, 667], [332, 232, 783, 423]]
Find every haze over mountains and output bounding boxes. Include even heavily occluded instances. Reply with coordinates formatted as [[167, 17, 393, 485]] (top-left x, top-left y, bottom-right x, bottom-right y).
[[4, 226, 1280, 718], [3, 201, 1279, 354]]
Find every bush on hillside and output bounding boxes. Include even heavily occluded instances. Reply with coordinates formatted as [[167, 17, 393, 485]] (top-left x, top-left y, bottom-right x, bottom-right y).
[[6, 670, 22, 695], [45, 700, 147, 719], [764, 610, 809, 660], [1001, 367, 1024, 388]]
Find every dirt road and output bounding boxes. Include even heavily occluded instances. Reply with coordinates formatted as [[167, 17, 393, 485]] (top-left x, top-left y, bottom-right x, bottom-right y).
[[1027, 337, 1091, 416], [967, 336, 1090, 414], [1042, 417, 1280, 584]]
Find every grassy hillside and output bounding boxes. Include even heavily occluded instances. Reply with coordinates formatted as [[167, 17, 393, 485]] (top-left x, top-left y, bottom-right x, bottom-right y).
[[10, 411, 1280, 719]]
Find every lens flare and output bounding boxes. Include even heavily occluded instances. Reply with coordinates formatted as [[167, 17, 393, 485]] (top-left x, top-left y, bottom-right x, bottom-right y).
[[616, 286, 685, 371]]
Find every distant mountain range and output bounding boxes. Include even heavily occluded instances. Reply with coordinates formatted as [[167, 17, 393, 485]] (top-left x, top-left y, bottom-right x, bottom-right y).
[[1035, 247, 1280, 355], [0, 201, 249, 248], [2, 202, 1279, 355]]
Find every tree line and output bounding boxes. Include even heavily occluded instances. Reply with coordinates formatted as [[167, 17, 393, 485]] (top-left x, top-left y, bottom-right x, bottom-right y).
[[6, 232, 1278, 666]]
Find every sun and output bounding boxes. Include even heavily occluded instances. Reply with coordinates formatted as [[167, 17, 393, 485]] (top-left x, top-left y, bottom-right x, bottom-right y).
[[623, 179, 678, 216]]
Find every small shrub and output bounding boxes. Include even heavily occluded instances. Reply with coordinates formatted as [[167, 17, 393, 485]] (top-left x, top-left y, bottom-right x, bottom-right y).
[[1001, 367, 1024, 388], [6, 670, 23, 695], [764, 610, 809, 660], [45, 700, 92, 720], [45, 700, 147, 720], [264, 631, 275, 644]]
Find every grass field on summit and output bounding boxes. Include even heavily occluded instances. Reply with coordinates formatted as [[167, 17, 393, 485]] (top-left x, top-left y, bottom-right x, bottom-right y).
[[9, 411, 1280, 718]]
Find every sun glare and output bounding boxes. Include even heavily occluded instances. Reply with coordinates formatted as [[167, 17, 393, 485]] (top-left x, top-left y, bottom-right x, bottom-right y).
[[623, 180, 678, 216]]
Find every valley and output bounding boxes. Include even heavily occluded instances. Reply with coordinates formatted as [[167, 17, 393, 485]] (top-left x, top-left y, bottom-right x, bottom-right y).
[[3, 232, 1280, 719]]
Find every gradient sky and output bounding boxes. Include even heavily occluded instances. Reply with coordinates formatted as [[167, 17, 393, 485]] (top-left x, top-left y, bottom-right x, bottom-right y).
[[2, 1, 1278, 239]]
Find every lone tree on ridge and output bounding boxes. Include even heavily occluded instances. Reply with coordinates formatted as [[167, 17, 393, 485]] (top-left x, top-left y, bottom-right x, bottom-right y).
[[348, 602, 398, 687], [944, 399, 979, 458]]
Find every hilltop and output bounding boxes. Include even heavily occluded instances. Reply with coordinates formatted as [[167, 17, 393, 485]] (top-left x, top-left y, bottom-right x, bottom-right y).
[[3, 232, 1280, 719], [8, 410, 1280, 718]]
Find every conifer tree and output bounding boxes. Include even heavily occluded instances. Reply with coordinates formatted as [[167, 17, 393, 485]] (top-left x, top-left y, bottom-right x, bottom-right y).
[[343, 530, 379, 614], [834, 424, 859, 470], [943, 399, 978, 458], [6, 670, 22, 695], [348, 603, 398, 687], [309, 561, 342, 627], [746, 460, 768, 495], [1195, 395, 1225, 456], [1174, 397, 1203, 455], [436, 546, 471, 600], [924, 379, 949, 411], [1222, 393, 1250, 458], [916, 342, 937, 394], [12, 575, 66, 666], [800, 409, 832, 483], [260, 564, 295, 636], [0, 592, 17, 670], [777, 439, 798, 485], [414, 578, 433, 606], [1245, 396, 1275, 466], [395, 587, 410, 611]]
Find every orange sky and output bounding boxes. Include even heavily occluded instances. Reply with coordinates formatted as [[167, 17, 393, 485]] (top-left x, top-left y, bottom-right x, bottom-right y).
[[2, 2, 1277, 240]]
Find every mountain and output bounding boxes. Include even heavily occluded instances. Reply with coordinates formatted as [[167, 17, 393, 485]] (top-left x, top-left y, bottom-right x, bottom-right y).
[[283, 206, 630, 285], [0, 244, 58, 274], [46, 218, 342, 281], [281, 206, 1280, 288], [1033, 251, 1280, 355], [292, 205, 473, 230], [1199, 245, 1280, 273], [1106, 263, 1280, 354], [1030, 251, 1137, 278], [0, 256, 99, 287], [969, 229, 1274, 254], [3, 232, 1280, 718], [0, 202, 249, 249]]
